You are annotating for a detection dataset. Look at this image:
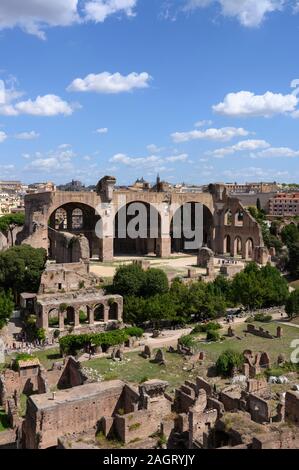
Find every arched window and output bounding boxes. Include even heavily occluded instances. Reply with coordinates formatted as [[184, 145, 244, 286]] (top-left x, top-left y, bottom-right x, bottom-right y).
[[109, 302, 118, 320], [224, 235, 231, 254], [245, 238, 254, 259], [235, 210, 244, 227], [234, 237, 242, 256], [94, 304, 105, 322], [224, 209, 233, 226]]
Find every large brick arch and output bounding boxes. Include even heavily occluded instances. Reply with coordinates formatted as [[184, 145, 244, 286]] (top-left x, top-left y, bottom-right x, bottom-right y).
[[18, 179, 266, 263]]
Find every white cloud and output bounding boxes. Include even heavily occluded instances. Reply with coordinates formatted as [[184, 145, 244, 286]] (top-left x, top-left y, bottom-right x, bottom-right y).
[[0, 94, 76, 117], [25, 147, 76, 172], [223, 166, 289, 180], [209, 139, 270, 157], [110, 152, 189, 168], [0, 0, 137, 39], [15, 130, 40, 140], [147, 144, 164, 153], [165, 154, 189, 162], [171, 126, 250, 143], [213, 90, 298, 117], [0, 0, 80, 40], [0, 131, 7, 143], [184, 0, 285, 27], [84, 0, 137, 23], [67, 71, 151, 94], [254, 146, 299, 158], [95, 127, 108, 134]]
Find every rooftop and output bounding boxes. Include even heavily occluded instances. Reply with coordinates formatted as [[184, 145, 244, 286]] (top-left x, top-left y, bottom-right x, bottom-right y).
[[29, 380, 125, 410]]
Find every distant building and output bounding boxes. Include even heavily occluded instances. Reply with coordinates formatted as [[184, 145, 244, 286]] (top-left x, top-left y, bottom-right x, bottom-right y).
[[57, 180, 85, 192], [0, 180, 22, 193], [269, 192, 299, 217], [27, 182, 56, 193], [225, 182, 279, 194]]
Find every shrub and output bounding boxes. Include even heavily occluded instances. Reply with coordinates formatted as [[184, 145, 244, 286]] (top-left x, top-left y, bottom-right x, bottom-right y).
[[179, 334, 196, 348], [206, 330, 220, 342], [286, 289, 299, 319], [192, 321, 221, 334], [53, 329, 60, 339], [79, 310, 88, 323], [254, 313, 273, 323], [216, 350, 244, 377], [13, 353, 36, 370], [36, 328, 46, 342]]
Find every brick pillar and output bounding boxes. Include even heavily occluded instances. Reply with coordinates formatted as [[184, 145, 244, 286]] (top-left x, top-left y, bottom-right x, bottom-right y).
[[88, 307, 94, 325], [74, 309, 80, 328], [99, 237, 114, 262], [157, 237, 171, 258], [104, 305, 109, 323], [66, 209, 73, 231], [59, 312, 64, 331]]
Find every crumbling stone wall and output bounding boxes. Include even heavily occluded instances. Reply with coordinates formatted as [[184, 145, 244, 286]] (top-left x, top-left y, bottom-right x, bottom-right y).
[[285, 391, 299, 425], [23, 380, 126, 449]]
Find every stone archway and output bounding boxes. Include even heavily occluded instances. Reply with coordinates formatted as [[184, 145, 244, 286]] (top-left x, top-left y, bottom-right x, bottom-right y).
[[94, 304, 105, 322], [224, 235, 231, 254], [245, 238, 254, 259], [170, 202, 214, 254], [234, 236, 242, 257], [114, 201, 161, 256], [48, 202, 101, 261], [109, 302, 118, 320]]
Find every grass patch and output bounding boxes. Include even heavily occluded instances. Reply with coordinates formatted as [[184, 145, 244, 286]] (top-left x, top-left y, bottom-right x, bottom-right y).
[[83, 350, 208, 391], [33, 348, 62, 369]]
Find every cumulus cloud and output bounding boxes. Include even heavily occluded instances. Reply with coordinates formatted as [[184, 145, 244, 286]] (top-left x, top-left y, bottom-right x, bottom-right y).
[[0, 0, 138, 39], [110, 152, 189, 168], [0, 93, 76, 117], [171, 126, 250, 143], [213, 90, 298, 117], [209, 139, 270, 157], [84, 0, 137, 23], [184, 0, 285, 27], [223, 166, 289, 179], [254, 146, 299, 158], [25, 147, 76, 172], [0, 0, 80, 40], [194, 119, 213, 128], [67, 71, 151, 94], [0, 131, 7, 143], [15, 130, 40, 140]]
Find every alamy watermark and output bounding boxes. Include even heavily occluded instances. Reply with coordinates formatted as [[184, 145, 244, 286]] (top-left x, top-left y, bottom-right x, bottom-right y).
[[94, 199, 204, 251]]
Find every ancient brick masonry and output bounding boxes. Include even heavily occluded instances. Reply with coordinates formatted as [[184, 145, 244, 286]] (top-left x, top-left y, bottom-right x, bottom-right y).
[[18, 178, 268, 264]]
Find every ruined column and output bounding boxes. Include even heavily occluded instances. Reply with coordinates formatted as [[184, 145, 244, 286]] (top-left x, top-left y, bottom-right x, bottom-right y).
[[99, 237, 114, 262], [59, 312, 65, 331], [157, 237, 171, 258], [104, 305, 109, 323], [88, 307, 94, 325], [74, 309, 80, 328], [66, 208, 73, 231]]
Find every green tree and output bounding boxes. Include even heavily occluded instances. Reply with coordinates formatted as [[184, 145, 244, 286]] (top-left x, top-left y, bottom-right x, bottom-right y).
[[281, 224, 299, 247], [141, 268, 169, 297], [286, 289, 299, 319], [216, 350, 244, 377], [287, 242, 299, 278], [0, 245, 47, 299], [112, 264, 146, 297], [256, 198, 261, 212], [0, 290, 14, 329], [0, 213, 25, 233]]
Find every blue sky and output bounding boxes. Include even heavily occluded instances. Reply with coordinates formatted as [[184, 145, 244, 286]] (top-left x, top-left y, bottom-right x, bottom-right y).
[[0, 0, 299, 185]]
